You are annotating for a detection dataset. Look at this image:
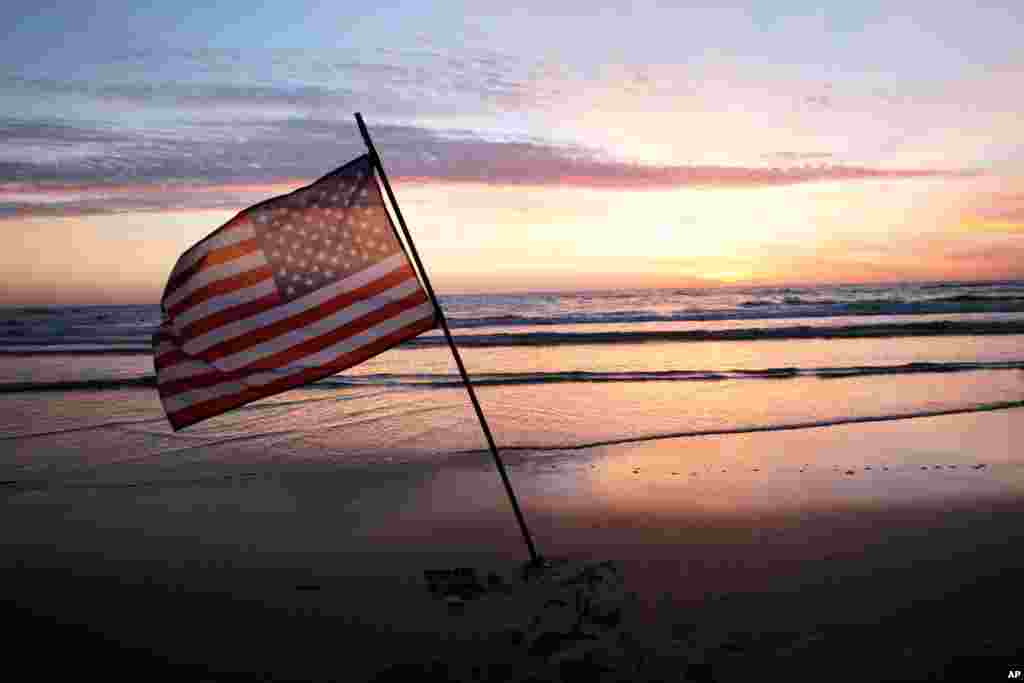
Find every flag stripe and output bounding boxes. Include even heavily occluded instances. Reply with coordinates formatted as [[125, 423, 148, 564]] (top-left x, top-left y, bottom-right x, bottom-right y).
[[164, 237, 263, 298], [167, 265, 275, 319], [180, 291, 283, 341], [154, 348, 190, 372], [180, 252, 409, 352], [156, 358, 218, 385], [164, 250, 268, 311], [173, 278, 279, 331], [209, 285, 429, 373], [158, 286, 428, 397], [278, 299, 433, 369], [162, 302, 433, 410], [169, 221, 255, 284], [163, 312, 436, 428], [190, 266, 419, 363]]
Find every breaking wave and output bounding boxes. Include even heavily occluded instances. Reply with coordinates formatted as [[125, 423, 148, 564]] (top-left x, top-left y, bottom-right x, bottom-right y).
[[2, 360, 1021, 394]]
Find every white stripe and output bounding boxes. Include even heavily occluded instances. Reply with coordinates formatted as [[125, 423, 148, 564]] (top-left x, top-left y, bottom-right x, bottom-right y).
[[156, 358, 215, 385], [164, 250, 268, 310], [279, 302, 434, 369], [204, 278, 424, 371], [187, 274, 419, 358], [238, 368, 307, 388], [172, 277, 277, 331], [161, 303, 432, 417], [162, 365, 311, 415], [162, 378, 252, 415], [180, 253, 410, 351], [169, 222, 255, 283], [154, 342, 177, 358]]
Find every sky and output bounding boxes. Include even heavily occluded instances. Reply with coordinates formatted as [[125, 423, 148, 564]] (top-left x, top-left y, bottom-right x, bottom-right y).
[[1, 1, 1022, 303]]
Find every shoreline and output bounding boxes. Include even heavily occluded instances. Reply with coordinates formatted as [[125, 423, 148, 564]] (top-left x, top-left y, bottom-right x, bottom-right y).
[[4, 318, 1024, 356], [3, 408, 1023, 680]]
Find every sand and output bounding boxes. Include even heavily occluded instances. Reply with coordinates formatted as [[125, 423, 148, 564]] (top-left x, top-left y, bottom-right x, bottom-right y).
[[3, 407, 1024, 681]]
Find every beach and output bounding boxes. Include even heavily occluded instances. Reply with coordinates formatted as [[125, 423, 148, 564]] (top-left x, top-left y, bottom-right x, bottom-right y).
[[4, 404, 1023, 681], [3, 288, 1024, 679]]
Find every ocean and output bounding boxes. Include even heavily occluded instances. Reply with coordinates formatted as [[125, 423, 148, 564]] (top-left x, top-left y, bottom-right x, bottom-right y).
[[2, 280, 1024, 488]]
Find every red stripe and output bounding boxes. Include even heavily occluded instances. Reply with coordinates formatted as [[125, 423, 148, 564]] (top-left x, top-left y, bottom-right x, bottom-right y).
[[160, 288, 430, 397], [196, 264, 417, 362], [164, 315, 436, 430], [164, 238, 263, 299], [167, 265, 274, 318], [180, 291, 282, 341], [152, 330, 175, 345], [153, 347, 191, 372]]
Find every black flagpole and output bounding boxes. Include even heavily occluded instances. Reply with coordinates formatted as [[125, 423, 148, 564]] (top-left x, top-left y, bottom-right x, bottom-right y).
[[354, 112, 542, 566]]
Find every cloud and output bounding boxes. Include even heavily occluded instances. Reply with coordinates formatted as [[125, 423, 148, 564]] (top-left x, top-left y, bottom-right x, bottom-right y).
[[955, 188, 1024, 233], [3, 75, 355, 108], [0, 116, 967, 216], [761, 152, 835, 162]]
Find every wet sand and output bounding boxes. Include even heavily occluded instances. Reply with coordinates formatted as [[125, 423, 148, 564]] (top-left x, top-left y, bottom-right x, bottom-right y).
[[2, 408, 1023, 680]]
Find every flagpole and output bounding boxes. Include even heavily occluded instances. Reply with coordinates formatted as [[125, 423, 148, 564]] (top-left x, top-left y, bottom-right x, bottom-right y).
[[354, 112, 542, 566]]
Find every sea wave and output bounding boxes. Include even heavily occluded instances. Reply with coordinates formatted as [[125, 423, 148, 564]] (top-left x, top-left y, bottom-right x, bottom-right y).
[[2, 360, 1021, 394], [3, 318, 1024, 355], [444, 298, 1024, 327], [420, 320, 1024, 346]]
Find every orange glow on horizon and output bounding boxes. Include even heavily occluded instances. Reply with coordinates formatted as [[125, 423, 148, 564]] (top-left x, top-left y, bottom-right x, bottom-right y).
[[2, 174, 1022, 304]]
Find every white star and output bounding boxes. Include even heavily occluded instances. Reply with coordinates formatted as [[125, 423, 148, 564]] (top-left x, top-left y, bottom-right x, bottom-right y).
[[287, 286, 295, 295], [305, 278, 314, 287]]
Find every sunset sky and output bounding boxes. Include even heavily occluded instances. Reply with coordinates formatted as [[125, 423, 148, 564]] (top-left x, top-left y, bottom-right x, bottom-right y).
[[2, 1, 1022, 303]]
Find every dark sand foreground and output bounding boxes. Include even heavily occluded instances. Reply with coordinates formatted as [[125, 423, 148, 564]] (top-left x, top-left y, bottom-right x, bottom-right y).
[[3, 408, 1023, 681]]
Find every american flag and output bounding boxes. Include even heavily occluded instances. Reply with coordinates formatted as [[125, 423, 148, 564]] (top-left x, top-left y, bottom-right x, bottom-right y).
[[152, 155, 436, 430]]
